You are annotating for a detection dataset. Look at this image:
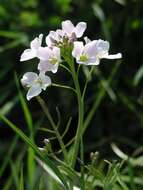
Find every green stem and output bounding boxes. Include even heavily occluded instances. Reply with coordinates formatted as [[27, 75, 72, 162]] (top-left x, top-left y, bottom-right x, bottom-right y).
[[80, 137, 85, 190], [52, 83, 76, 94], [82, 66, 94, 101], [37, 96, 68, 163], [65, 55, 84, 169]]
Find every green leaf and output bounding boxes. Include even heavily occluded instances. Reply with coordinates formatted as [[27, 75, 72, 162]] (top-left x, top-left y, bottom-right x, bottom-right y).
[[0, 31, 27, 39], [10, 161, 19, 190], [0, 115, 69, 190], [0, 135, 18, 178], [133, 65, 143, 86], [15, 74, 35, 188], [0, 97, 18, 115], [92, 3, 105, 22], [114, 0, 126, 6], [19, 167, 24, 190]]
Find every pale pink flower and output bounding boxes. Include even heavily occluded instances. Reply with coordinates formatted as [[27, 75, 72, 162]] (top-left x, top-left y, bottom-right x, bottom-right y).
[[72, 39, 122, 65], [62, 20, 87, 39], [37, 46, 61, 73], [21, 72, 51, 100], [20, 34, 43, 61]]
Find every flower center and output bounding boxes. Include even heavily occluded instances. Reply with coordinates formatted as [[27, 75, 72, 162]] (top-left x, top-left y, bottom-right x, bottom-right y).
[[79, 54, 88, 62], [50, 58, 57, 65], [35, 78, 43, 86]]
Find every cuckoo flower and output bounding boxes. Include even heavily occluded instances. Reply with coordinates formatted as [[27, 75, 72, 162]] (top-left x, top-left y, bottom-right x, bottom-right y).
[[72, 41, 98, 65], [84, 38, 122, 63], [72, 39, 122, 65], [93, 39, 122, 61], [20, 34, 43, 61], [37, 46, 61, 73], [61, 20, 87, 40], [21, 72, 51, 100]]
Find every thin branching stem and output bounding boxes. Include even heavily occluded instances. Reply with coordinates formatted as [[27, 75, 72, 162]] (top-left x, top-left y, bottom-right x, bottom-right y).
[[52, 83, 76, 94], [36, 96, 68, 163], [82, 66, 94, 101], [60, 63, 72, 74]]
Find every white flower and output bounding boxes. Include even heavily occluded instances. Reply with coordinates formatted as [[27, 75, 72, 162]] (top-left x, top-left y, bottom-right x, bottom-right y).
[[21, 72, 51, 100], [62, 20, 87, 39], [20, 34, 43, 61], [93, 39, 122, 60], [72, 39, 122, 65], [72, 41, 98, 65], [37, 46, 61, 73]]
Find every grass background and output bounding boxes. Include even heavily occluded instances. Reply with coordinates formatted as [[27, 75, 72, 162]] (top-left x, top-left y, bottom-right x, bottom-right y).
[[1, 0, 143, 189]]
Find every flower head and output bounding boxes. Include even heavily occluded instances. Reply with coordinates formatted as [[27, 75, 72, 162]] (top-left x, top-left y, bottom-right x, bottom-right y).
[[72, 39, 122, 65], [37, 46, 61, 73], [72, 41, 98, 65], [20, 34, 43, 61], [21, 72, 51, 100], [45, 20, 87, 47]]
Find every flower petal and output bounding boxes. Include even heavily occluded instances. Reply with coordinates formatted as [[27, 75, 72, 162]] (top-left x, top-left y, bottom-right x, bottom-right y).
[[21, 72, 38, 87], [45, 35, 52, 47], [39, 73, 51, 90], [56, 29, 65, 38], [53, 47, 61, 61], [72, 41, 84, 58], [95, 40, 109, 58], [30, 34, 43, 50], [74, 22, 87, 38], [20, 49, 36, 61], [84, 41, 97, 57], [96, 39, 109, 51], [87, 57, 99, 65], [37, 47, 51, 60], [51, 63, 59, 73], [38, 60, 59, 73], [46, 31, 57, 46], [84, 36, 91, 44], [103, 53, 122, 59], [27, 84, 41, 100], [62, 20, 75, 35]]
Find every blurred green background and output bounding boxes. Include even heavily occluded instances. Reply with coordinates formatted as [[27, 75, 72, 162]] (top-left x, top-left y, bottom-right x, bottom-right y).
[[1, 0, 143, 188]]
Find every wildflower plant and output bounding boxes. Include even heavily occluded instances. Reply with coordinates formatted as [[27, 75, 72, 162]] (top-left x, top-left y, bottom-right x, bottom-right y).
[[1, 20, 124, 190], [19, 20, 122, 189]]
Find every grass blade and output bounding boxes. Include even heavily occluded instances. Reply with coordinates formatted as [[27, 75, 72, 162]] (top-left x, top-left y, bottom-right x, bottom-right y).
[[0, 115, 69, 190]]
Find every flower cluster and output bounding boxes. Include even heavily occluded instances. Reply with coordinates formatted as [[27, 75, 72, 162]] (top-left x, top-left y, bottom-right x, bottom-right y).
[[21, 20, 122, 100]]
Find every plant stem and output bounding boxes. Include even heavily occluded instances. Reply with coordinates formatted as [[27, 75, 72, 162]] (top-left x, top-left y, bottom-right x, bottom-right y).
[[37, 96, 68, 163], [52, 83, 76, 94], [82, 66, 94, 101], [80, 137, 85, 190], [65, 54, 84, 169]]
